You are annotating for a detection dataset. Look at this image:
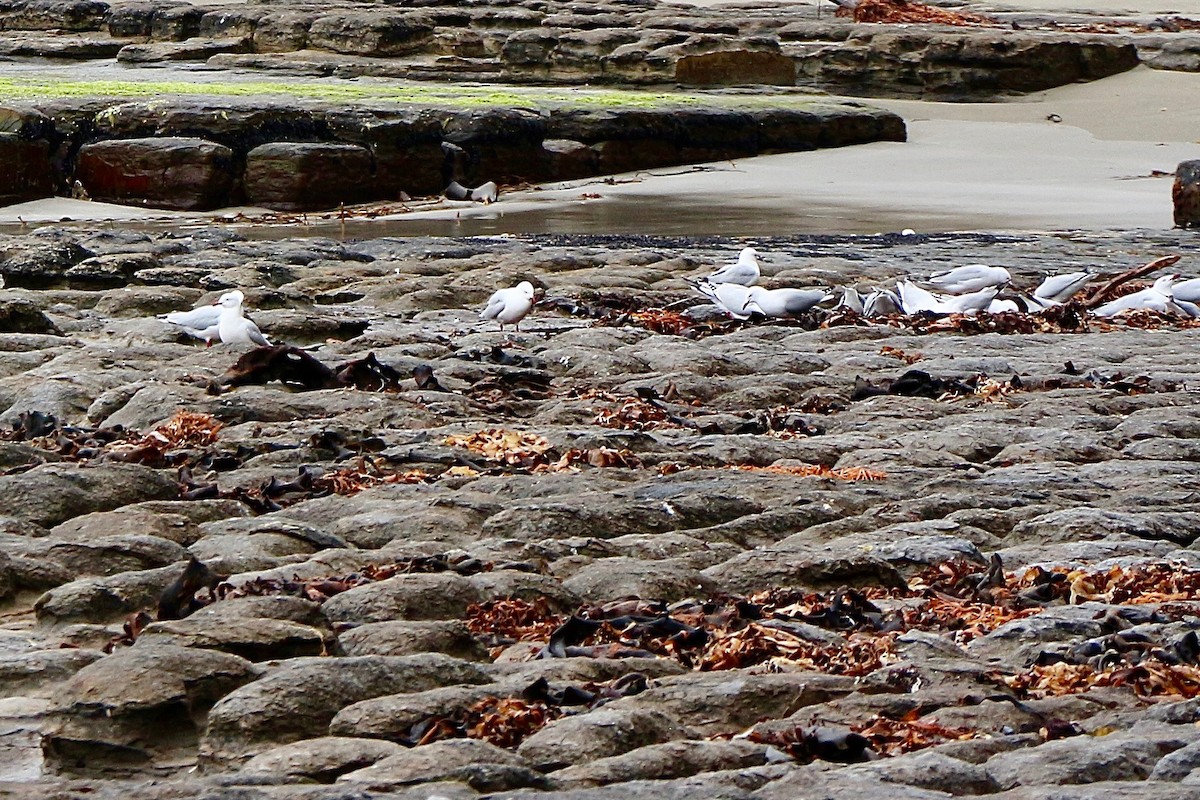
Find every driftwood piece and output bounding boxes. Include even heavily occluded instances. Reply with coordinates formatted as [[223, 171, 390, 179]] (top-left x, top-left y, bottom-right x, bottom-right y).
[[1081, 255, 1181, 308]]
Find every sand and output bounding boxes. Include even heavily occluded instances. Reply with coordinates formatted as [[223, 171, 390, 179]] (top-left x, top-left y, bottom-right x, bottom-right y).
[[355, 67, 1200, 235]]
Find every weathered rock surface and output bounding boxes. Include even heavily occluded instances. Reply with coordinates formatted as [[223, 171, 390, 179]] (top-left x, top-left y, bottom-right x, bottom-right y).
[[75, 137, 237, 211], [7, 97, 906, 212], [339, 737, 545, 791], [0, 464, 179, 528], [0, 228, 1198, 800], [243, 142, 376, 211], [239, 735, 405, 782], [201, 653, 492, 764], [42, 644, 260, 774], [0, 135, 54, 205]]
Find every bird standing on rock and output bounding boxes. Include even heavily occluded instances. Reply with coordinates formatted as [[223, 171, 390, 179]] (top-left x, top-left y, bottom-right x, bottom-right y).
[[216, 290, 271, 347], [480, 281, 536, 331], [161, 290, 265, 346], [702, 247, 762, 286]]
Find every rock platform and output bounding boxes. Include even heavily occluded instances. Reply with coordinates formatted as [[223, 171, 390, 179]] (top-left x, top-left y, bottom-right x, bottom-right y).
[[0, 97, 906, 211], [1, 227, 1200, 797], [2, 0, 1200, 211], [0, 0, 1195, 93]]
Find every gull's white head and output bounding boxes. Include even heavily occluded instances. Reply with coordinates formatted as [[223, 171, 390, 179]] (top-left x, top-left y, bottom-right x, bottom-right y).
[[516, 281, 535, 297], [1153, 274, 1179, 294], [738, 247, 759, 265], [216, 290, 245, 309]]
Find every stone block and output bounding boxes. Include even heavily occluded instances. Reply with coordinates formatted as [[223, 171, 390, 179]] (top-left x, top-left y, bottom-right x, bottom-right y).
[[307, 12, 434, 57], [675, 49, 796, 86], [244, 142, 375, 211], [74, 136, 235, 211], [0, 135, 54, 205]]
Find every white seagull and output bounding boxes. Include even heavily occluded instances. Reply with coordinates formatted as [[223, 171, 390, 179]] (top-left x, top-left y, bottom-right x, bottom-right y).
[[863, 288, 903, 317], [940, 286, 1002, 315], [742, 286, 829, 318], [161, 290, 247, 345], [216, 290, 271, 346], [837, 287, 864, 314], [480, 281, 536, 331], [702, 247, 761, 286], [925, 264, 1011, 295], [1171, 277, 1200, 304], [987, 298, 1021, 314], [1093, 275, 1180, 317], [897, 281, 998, 315], [693, 280, 753, 319], [1033, 271, 1092, 304], [896, 280, 945, 314]]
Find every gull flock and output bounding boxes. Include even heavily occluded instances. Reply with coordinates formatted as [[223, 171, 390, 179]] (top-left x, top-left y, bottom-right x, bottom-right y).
[[681, 248, 1200, 322], [158, 247, 1200, 347]]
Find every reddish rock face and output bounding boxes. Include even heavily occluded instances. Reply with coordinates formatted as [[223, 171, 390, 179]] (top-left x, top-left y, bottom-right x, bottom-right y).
[[675, 49, 797, 87], [75, 137, 235, 211], [0, 136, 54, 205], [541, 139, 597, 181], [1173, 160, 1200, 229], [243, 142, 375, 211]]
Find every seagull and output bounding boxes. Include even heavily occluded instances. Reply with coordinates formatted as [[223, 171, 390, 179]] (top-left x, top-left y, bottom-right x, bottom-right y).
[[160, 290, 245, 345], [1033, 271, 1092, 304], [988, 298, 1021, 314], [702, 247, 761, 286], [693, 280, 753, 319], [924, 264, 1011, 294], [837, 287, 864, 314], [939, 286, 1001, 315], [897, 281, 997, 315], [896, 280, 945, 314], [742, 286, 829, 318], [863, 288, 902, 317], [216, 291, 271, 346], [1176, 299, 1200, 318], [480, 281, 535, 331], [1172, 277, 1200, 304], [1093, 275, 1180, 317]]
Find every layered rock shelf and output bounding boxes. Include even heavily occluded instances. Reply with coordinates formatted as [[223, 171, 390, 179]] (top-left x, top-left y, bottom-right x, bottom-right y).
[[0, 0, 1195, 95], [2, 228, 1200, 798], [0, 98, 906, 211], [2, 0, 1198, 212]]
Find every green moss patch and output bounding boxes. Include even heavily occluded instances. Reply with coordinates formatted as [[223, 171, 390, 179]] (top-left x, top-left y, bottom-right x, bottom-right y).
[[0, 77, 830, 109]]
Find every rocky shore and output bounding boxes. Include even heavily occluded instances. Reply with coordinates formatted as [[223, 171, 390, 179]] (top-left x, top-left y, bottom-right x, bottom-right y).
[[2, 0, 1200, 212], [0, 98, 906, 211], [0, 0, 1196, 93], [2, 227, 1200, 797]]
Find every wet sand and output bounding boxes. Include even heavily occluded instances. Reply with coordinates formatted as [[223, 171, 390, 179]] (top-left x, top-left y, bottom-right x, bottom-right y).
[[319, 66, 1200, 235]]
